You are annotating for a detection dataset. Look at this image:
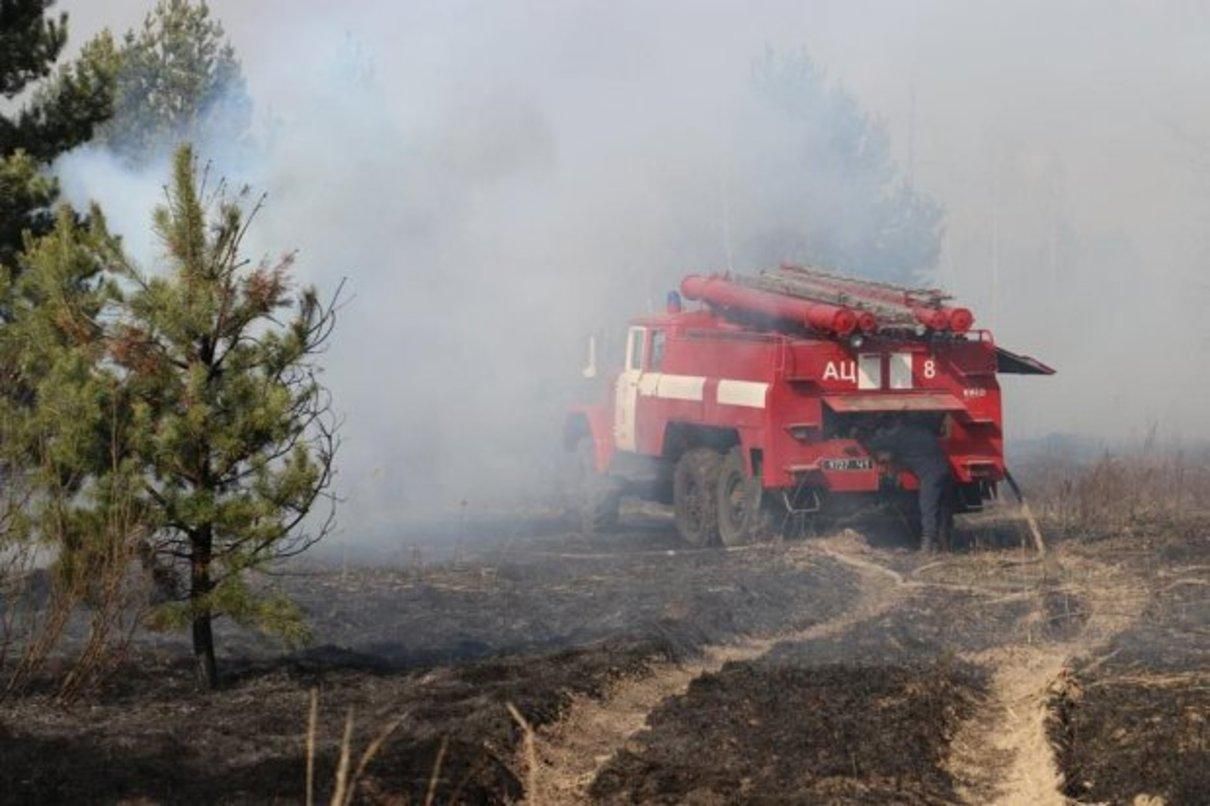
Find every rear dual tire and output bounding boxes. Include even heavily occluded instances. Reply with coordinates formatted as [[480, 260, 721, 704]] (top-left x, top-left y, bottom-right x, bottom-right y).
[[673, 446, 765, 547], [716, 447, 767, 547]]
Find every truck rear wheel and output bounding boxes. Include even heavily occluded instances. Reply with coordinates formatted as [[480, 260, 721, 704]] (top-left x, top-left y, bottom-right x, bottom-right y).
[[574, 438, 621, 536], [673, 448, 722, 546], [717, 447, 765, 546]]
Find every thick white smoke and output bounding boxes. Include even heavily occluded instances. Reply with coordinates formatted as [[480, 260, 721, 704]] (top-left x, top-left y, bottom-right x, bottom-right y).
[[51, 1, 1210, 547]]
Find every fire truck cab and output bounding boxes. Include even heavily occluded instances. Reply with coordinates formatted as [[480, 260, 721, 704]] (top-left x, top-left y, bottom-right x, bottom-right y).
[[565, 267, 1052, 547]]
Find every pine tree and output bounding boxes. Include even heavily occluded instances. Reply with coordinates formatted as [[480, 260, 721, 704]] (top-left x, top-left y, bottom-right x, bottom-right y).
[[0, 204, 141, 698], [0, 1, 119, 272], [0, 3, 126, 695], [0, 151, 56, 284], [0, 1, 66, 98], [738, 50, 944, 283], [98, 0, 251, 165], [116, 146, 338, 689], [6, 31, 121, 163]]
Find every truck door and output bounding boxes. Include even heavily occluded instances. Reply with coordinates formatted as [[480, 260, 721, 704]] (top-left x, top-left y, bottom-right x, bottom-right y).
[[614, 326, 645, 452]]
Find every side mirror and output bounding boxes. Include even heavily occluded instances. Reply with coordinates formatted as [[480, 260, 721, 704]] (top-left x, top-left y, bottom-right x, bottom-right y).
[[581, 334, 597, 379]]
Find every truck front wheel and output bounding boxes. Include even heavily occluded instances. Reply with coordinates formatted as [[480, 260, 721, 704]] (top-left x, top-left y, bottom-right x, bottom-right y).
[[673, 448, 722, 546], [716, 447, 765, 546]]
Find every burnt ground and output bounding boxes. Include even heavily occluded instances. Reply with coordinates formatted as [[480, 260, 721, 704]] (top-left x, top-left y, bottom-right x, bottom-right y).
[[0, 509, 858, 805], [1048, 517, 1210, 805], [0, 504, 1207, 804], [590, 659, 985, 804], [588, 565, 1064, 804]]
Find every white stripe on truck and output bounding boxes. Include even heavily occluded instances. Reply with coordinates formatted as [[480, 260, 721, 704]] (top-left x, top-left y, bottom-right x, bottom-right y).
[[658, 374, 707, 401], [716, 379, 769, 409], [638, 375, 769, 407], [638, 373, 707, 402]]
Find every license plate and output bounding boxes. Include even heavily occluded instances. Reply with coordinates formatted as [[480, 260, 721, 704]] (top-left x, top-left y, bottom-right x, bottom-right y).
[[821, 458, 874, 471]]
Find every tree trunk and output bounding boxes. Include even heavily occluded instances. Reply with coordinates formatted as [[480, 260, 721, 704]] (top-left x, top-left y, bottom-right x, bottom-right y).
[[191, 608, 218, 689], [190, 529, 218, 689]]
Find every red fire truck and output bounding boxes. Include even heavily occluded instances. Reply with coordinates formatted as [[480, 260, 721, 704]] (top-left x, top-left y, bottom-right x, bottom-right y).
[[565, 265, 1053, 546]]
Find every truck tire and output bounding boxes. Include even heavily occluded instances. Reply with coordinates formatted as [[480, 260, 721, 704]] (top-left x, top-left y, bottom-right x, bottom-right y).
[[574, 438, 621, 536], [716, 447, 765, 546], [673, 448, 722, 546]]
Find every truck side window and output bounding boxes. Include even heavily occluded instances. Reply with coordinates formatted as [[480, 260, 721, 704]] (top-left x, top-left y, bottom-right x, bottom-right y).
[[650, 330, 666, 371], [627, 327, 645, 371]]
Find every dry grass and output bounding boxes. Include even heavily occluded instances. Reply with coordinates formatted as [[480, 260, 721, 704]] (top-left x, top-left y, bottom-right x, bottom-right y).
[[507, 703, 539, 804], [1020, 448, 1210, 535], [1, 435, 152, 703], [304, 687, 407, 806]]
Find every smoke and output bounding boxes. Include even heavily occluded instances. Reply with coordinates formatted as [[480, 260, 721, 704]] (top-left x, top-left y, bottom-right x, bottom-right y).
[[50, 1, 1210, 545]]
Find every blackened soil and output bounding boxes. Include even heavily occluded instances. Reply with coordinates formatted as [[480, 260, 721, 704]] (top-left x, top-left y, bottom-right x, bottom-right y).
[[0, 639, 654, 804], [4, 510, 1207, 805], [591, 660, 985, 804], [765, 584, 1080, 668], [1049, 525, 1210, 806], [0, 526, 858, 805], [1051, 678, 1209, 806], [763, 557, 1087, 677], [233, 529, 859, 670], [588, 579, 1048, 804]]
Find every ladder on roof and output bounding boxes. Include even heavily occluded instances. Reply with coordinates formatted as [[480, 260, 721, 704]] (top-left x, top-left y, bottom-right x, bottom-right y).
[[739, 264, 971, 332]]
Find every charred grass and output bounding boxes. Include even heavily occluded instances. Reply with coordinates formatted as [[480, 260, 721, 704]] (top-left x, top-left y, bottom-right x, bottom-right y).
[[278, 530, 858, 670], [0, 525, 858, 804], [588, 580, 1058, 804], [0, 640, 653, 803], [1048, 520, 1210, 805], [3, 486, 1208, 804], [590, 659, 983, 804], [1014, 449, 1210, 804]]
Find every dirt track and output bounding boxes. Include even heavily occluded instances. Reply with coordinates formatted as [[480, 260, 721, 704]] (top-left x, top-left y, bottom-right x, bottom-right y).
[[0, 506, 1206, 804]]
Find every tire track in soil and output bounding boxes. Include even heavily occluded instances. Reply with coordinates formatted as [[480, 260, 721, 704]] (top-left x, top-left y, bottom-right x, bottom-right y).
[[519, 532, 912, 805], [944, 552, 1150, 806], [521, 533, 1151, 805]]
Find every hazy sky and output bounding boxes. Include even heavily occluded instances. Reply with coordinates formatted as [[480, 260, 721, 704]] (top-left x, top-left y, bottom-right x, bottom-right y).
[[50, 1, 1210, 528]]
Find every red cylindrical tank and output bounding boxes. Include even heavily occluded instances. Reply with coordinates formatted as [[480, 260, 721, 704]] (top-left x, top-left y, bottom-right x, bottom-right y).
[[912, 306, 949, 331], [941, 306, 974, 333], [681, 275, 863, 336]]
